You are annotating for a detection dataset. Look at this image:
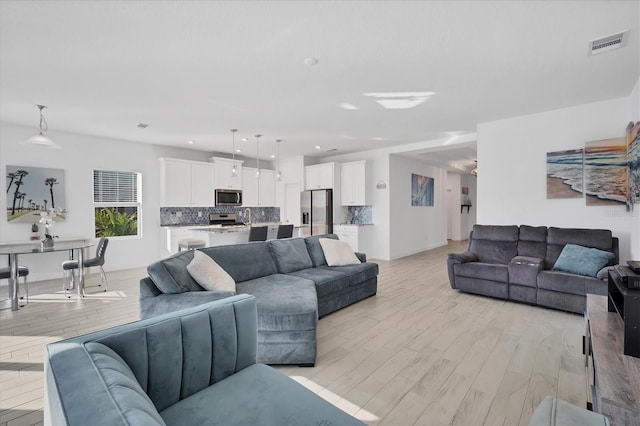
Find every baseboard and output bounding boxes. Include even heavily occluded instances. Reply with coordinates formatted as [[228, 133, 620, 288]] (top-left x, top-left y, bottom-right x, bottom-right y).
[[390, 240, 448, 260]]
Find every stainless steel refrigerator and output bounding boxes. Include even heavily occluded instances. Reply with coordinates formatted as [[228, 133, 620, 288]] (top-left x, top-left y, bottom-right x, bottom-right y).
[[300, 189, 333, 236]]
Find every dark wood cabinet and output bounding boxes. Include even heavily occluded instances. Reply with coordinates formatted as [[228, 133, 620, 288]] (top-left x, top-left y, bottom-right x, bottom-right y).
[[607, 270, 640, 358]]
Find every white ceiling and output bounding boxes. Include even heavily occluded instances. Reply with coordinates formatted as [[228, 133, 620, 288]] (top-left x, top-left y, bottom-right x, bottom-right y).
[[1, 1, 638, 165]]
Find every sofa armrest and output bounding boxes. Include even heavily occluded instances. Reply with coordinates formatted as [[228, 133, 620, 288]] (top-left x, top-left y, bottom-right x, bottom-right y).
[[140, 291, 236, 319], [447, 251, 478, 289], [508, 256, 544, 287], [355, 252, 367, 263]]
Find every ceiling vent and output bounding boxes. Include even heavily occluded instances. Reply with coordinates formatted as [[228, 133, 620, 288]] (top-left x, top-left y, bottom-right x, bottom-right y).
[[136, 122, 149, 129], [589, 30, 628, 55]]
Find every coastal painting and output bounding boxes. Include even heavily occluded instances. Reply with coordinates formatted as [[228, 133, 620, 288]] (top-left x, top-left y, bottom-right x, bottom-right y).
[[6, 165, 66, 223], [627, 121, 640, 205], [584, 137, 628, 206], [411, 173, 434, 206], [546, 149, 584, 199]]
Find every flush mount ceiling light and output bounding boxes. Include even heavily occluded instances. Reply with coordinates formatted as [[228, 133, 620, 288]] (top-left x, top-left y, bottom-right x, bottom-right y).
[[303, 57, 319, 66], [363, 91, 435, 109], [230, 129, 239, 177], [275, 139, 282, 181], [21, 105, 61, 149], [315, 145, 321, 150], [339, 103, 359, 110]]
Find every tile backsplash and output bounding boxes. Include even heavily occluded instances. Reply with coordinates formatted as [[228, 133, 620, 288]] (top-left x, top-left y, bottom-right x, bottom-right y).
[[160, 207, 280, 226], [346, 206, 372, 224]]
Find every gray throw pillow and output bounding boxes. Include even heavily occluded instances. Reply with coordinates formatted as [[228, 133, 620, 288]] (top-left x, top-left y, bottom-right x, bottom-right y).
[[268, 239, 313, 273]]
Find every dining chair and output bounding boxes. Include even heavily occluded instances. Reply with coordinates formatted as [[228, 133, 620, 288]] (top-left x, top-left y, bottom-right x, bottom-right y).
[[276, 224, 294, 239], [248, 226, 268, 242], [0, 266, 30, 304], [61, 238, 109, 297]]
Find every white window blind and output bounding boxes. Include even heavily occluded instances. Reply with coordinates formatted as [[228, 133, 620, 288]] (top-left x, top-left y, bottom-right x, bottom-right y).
[[93, 170, 139, 203]]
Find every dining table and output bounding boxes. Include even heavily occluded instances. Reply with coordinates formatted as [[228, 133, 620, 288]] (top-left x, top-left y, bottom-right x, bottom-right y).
[[0, 238, 94, 311]]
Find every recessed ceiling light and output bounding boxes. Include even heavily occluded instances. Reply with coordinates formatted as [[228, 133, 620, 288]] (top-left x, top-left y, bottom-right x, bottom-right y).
[[270, 154, 276, 158], [304, 57, 319, 66], [315, 145, 321, 150], [339, 103, 359, 110], [136, 123, 149, 129], [235, 149, 242, 153], [363, 91, 435, 109], [241, 138, 249, 142], [371, 137, 386, 141], [188, 140, 195, 144]]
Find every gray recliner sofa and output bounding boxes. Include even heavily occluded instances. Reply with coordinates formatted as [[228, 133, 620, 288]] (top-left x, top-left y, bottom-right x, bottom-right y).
[[140, 234, 378, 366], [447, 225, 619, 313], [45, 294, 364, 426]]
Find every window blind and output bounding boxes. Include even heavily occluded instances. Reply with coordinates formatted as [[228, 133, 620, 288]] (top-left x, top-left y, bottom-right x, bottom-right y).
[[93, 170, 139, 203]]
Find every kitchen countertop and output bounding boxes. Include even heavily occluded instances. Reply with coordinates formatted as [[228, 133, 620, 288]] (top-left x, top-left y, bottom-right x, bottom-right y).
[[189, 222, 280, 233], [334, 223, 374, 226]]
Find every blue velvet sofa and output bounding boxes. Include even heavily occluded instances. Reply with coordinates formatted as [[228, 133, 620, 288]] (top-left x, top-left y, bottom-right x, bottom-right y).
[[45, 295, 364, 426], [140, 234, 378, 366], [447, 225, 619, 314]]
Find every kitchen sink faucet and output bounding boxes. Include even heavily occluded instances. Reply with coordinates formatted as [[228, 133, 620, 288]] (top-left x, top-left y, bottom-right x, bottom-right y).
[[244, 208, 251, 225]]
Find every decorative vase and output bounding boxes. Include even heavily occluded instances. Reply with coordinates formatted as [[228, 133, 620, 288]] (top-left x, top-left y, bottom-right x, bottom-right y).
[[41, 236, 54, 248]]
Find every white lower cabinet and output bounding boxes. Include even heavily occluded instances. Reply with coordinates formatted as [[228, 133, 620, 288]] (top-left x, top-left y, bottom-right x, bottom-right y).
[[333, 224, 372, 253]]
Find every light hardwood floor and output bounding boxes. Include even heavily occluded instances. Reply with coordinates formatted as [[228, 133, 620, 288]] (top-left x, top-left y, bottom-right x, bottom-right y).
[[0, 240, 587, 426]]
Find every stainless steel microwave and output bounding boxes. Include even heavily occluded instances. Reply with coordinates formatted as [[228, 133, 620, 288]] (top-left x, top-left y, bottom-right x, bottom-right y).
[[215, 189, 242, 206]]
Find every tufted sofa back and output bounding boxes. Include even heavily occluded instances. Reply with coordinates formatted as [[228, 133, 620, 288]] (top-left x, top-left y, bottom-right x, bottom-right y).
[[45, 295, 257, 425], [468, 225, 519, 264], [544, 227, 618, 270]]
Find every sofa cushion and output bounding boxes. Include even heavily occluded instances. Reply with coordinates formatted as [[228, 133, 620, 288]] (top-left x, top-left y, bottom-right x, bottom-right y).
[[318, 262, 379, 285], [319, 238, 361, 266], [287, 268, 351, 298], [545, 228, 614, 269], [201, 242, 278, 283], [552, 244, 615, 278], [148, 250, 203, 294], [159, 363, 363, 426], [517, 225, 548, 258], [84, 342, 166, 426], [469, 225, 519, 264], [454, 262, 509, 283], [187, 251, 236, 292], [538, 270, 608, 297], [267, 238, 313, 273], [236, 274, 317, 332], [304, 234, 339, 267]]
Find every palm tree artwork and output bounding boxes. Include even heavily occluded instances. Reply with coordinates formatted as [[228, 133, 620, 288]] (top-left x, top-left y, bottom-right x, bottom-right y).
[[6, 172, 15, 193], [45, 177, 58, 209], [10, 169, 28, 215]]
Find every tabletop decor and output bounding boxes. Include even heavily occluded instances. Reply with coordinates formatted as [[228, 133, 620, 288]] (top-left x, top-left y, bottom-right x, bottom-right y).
[[39, 209, 57, 247]]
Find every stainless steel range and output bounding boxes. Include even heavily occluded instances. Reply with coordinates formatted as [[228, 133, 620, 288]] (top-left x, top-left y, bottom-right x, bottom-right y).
[[209, 213, 240, 226]]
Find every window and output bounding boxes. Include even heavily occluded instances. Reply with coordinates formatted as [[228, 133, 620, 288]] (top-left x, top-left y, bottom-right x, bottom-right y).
[[93, 170, 141, 238]]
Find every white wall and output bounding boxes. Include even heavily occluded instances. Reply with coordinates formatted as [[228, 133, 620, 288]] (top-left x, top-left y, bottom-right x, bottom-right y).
[[477, 95, 638, 262], [389, 155, 448, 259], [445, 173, 461, 240], [275, 155, 305, 226], [0, 122, 214, 281]]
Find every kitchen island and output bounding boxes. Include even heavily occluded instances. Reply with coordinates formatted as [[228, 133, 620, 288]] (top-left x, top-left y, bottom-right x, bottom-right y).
[[161, 222, 301, 254]]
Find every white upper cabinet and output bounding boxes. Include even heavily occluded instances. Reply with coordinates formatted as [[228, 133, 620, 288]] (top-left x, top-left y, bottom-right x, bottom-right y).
[[243, 167, 275, 207], [305, 163, 337, 190], [341, 160, 369, 206], [160, 158, 215, 207], [210, 157, 243, 190]]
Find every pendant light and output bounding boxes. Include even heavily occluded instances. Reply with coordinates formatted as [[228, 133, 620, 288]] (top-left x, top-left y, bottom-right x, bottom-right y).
[[255, 134, 262, 180], [21, 105, 61, 149], [275, 139, 282, 181], [230, 129, 238, 177]]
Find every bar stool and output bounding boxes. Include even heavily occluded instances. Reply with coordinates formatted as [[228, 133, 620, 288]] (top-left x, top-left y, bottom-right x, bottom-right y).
[[248, 226, 268, 242], [178, 239, 206, 251], [276, 224, 294, 239], [0, 266, 30, 304]]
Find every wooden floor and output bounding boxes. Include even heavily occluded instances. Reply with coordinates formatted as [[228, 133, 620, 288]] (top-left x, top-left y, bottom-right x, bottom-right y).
[[0, 240, 587, 426]]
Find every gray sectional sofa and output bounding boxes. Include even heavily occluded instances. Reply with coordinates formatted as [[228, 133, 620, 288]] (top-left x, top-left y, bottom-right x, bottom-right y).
[[447, 225, 619, 313], [140, 234, 378, 366], [45, 295, 364, 426]]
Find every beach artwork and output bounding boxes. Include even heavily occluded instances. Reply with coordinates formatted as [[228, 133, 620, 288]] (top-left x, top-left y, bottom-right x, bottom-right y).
[[627, 121, 640, 205], [546, 149, 584, 199], [411, 173, 434, 206], [584, 137, 628, 206], [6, 165, 66, 223]]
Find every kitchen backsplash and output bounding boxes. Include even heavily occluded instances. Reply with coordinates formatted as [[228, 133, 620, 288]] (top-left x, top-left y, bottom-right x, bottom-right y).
[[160, 207, 280, 226], [346, 206, 372, 224]]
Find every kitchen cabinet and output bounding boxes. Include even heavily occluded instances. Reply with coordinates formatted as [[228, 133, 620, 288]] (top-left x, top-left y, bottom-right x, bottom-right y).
[[333, 224, 373, 253], [243, 167, 275, 207], [341, 160, 369, 206], [305, 163, 338, 190], [210, 157, 243, 190], [160, 158, 215, 207]]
